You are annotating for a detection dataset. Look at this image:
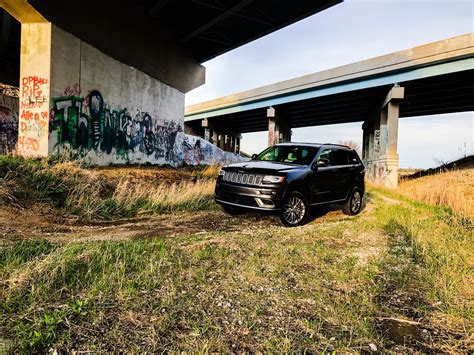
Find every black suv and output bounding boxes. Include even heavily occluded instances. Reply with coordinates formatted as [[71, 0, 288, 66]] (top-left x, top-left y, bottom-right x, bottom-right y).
[[215, 143, 365, 226]]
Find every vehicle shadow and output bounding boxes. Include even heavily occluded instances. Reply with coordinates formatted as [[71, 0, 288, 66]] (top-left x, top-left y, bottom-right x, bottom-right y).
[[306, 195, 370, 224], [226, 195, 370, 227]]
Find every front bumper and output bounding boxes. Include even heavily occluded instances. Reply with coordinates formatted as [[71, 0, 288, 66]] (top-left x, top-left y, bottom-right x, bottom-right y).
[[215, 181, 285, 211]]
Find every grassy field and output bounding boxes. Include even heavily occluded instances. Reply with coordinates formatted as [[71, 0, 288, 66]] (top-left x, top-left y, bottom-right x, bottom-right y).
[[399, 168, 474, 220], [0, 158, 473, 352]]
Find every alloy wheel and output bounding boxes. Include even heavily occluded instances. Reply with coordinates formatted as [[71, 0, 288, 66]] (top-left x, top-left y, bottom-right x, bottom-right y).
[[282, 196, 306, 225], [351, 190, 361, 213]]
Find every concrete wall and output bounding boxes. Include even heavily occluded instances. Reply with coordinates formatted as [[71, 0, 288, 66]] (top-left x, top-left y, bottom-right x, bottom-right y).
[[0, 85, 19, 154], [48, 26, 240, 166]]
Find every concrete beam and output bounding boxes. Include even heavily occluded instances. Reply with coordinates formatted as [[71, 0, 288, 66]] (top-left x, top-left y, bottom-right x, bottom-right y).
[[24, 0, 205, 93], [381, 85, 405, 109], [186, 33, 473, 118], [0, 0, 47, 23]]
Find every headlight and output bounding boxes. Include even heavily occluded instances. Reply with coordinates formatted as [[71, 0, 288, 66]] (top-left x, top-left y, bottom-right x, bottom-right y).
[[262, 175, 285, 183], [218, 169, 225, 177]]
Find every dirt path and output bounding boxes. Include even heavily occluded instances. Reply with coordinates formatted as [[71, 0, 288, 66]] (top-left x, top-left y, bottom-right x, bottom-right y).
[[0, 195, 380, 244], [0, 206, 284, 243]]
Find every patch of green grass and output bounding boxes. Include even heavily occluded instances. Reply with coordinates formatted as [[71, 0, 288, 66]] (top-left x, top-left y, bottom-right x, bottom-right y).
[[374, 198, 473, 320], [0, 240, 56, 275], [0, 187, 471, 352]]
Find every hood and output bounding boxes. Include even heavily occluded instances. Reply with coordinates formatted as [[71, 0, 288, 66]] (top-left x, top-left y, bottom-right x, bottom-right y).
[[225, 160, 304, 174]]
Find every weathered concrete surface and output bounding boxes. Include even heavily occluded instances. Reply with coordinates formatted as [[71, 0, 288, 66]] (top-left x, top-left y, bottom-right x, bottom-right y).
[[48, 26, 241, 166], [0, 20, 240, 165], [18, 21, 51, 157], [186, 33, 474, 117], [267, 106, 291, 146], [0, 84, 18, 154], [363, 86, 404, 188], [1, 0, 205, 94]]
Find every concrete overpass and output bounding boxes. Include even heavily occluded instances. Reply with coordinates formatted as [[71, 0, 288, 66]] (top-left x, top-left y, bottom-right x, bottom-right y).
[[0, 0, 340, 164], [185, 34, 474, 187]]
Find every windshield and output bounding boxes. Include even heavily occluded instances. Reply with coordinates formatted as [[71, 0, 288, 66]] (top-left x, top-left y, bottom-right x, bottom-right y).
[[255, 146, 318, 165]]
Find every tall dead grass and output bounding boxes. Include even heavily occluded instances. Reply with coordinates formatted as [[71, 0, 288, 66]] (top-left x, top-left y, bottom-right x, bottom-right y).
[[112, 178, 216, 214], [51, 162, 217, 218], [1, 158, 218, 219], [398, 168, 474, 220]]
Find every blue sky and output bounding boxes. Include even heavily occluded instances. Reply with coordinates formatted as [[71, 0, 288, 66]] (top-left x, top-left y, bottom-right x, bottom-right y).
[[186, 0, 474, 168]]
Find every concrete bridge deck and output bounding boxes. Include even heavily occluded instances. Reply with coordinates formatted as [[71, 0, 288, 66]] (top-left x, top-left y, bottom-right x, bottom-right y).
[[185, 33, 473, 131], [185, 34, 474, 188]]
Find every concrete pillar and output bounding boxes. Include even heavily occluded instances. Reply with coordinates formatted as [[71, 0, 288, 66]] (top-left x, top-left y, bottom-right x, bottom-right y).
[[204, 127, 211, 141], [218, 134, 225, 150], [267, 106, 291, 146], [229, 136, 235, 153], [362, 121, 369, 161], [211, 130, 218, 145], [3, 0, 53, 158], [225, 134, 232, 152], [365, 85, 404, 188]]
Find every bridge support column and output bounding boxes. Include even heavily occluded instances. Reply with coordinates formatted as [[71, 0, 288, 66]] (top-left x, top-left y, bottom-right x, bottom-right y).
[[363, 85, 404, 188], [267, 106, 291, 146], [2, 0, 52, 157], [211, 130, 218, 145], [201, 118, 241, 153]]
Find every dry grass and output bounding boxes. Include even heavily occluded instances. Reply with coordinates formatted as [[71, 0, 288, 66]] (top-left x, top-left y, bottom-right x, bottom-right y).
[[0, 157, 219, 219], [112, 178, 216, 213], [49, 162, 218, 218], [398, 168, 474, 219]]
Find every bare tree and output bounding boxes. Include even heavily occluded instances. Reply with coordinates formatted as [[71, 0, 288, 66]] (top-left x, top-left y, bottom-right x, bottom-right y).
[[338, 140, 361, 155]]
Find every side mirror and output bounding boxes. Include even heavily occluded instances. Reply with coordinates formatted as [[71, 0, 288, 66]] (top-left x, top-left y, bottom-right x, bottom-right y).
[[251, 153, 258, 160], [311, 162, 318, 171]]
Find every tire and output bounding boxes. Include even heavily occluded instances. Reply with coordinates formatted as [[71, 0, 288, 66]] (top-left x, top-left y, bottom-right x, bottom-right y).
[[342, 188, 363, 216], [280, 191, 310, 227], [222, 205, 246, 215]]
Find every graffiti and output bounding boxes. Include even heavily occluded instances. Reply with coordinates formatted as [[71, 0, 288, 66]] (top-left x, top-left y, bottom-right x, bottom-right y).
[[0, 93, 19, 154], [63, 83, 81, 96], [182, 134, 242, 166], [0, 83, 19, 98], [50, 87, 244, 166], [19, 76, 49, 156], [21, 76, 48, 107], [374, 129, 381, 155], [50, 90, 183, 163]]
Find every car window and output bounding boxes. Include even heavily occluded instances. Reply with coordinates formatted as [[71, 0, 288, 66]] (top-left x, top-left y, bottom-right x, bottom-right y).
[[317, 148, 333, 165], [333, 149, 349, 166], [256, 146, 317, 165], [259, 147, 280, 161], [347, 150, 360, 165]]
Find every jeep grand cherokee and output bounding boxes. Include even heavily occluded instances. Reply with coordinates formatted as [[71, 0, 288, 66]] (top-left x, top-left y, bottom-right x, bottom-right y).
[[215, 143, 365, 226]]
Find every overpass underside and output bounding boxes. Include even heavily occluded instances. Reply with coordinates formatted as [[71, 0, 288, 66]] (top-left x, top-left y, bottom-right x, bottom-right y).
[[0, 0, 341, 165], [185, 34, 474, 187], [186, 70, 473, 134]]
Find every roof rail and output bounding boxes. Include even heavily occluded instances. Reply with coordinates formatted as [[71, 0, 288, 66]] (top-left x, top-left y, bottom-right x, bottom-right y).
[[323, 143, 352, 149]]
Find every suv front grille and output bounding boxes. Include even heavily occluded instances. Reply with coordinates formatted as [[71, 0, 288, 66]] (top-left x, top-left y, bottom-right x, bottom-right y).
[[223, 171, 263, 186]]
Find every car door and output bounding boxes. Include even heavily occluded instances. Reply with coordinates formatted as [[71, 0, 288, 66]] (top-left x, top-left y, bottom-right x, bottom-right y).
[[331, 148, 352, 200], [310, 148, 336, 203]]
